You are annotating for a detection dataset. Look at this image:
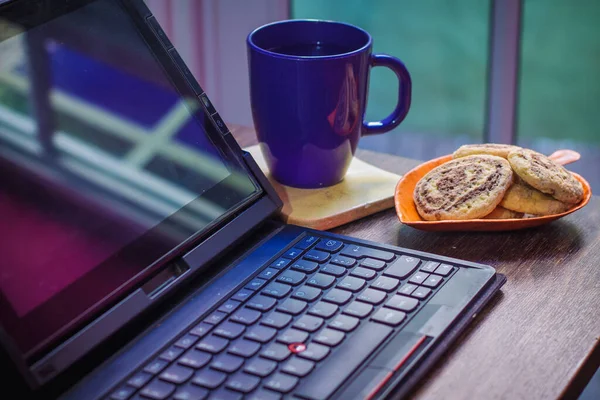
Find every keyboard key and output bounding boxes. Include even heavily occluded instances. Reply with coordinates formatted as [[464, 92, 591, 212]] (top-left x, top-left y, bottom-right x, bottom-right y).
[[144, 358, 169, 375], [277, 328, 309, 344], [264, 373, 299, 393], [336, 276, 366, 292], [159, 364, 194, 384], [211, 353, 244, 373], [232, 289, 253, 302], [261, 312, 292, 329], [247, 390, 281, 400], [330, 255, 356, 267], [434, 263, 454, 276], [291, 285, 321, 302], [175, 334, 198, 350], [357, 288, 387, 305], [296, 235, 319, 250], [270, 257, 291, 269], [306, 273, 336, 289], [262, 282, 292, 299], [340, 245, 394, 261], [178, 350, 211, 369], [230, 308, 261, 325], [140, 379, 175, 399], [196, 335, 228, 353], [282, 357, 315, 377], [276, 270, 306, 286], [228, 339, 261, 358], [192, 368, 226, 389], [322, 288, 352, 305], [350, 267, 376, 280], [398, 283, 418, 296], [245, 325, 277, 343], [204, 311, 227, 325], [371, 276, 400, 292], [283, 248, 303, 260], [293, 315, 324, 332], [246, 295, 277, 312], [244, 358, 277, 377], [218, 300, 242, 314], [214, 322, 245, 339], [386, 295, 419, 312], [160, 346, 184, 362], [277, 298, 308, 315], [290, 260, 319, 274], [226, 372, 260, 393], [283, 247, 304, 262], [308, 301, 338, 318], [173, 384, 208, 400], [420, 261, 439, 273], [385, 256, 421, 279], [294, 322, 393, 400], [110, 385, 136, 400], [313, 328, 345, 347], [245, 278, 268, 291], [409, 272, 429, 285], [304, 249, 330, 263], [127, 371, 152, 388], [298, 342, 330, 362], [259, 268, 280, 280], [190, 322, 212, 338], [371, 308, 406, 326], [360, 258, 386, 271], [411, 287, 432, 299], [315, 239, 344, 253], [321, 263, 347, 277], [210, 389, 242, 400], [423, 275, 443, 288], [261, 343, 291, 361], [329, 315, 359, 332], [343, 301, 373, 318]]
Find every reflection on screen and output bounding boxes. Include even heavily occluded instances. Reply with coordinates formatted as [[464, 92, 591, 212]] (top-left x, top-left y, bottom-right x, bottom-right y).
[[0, 0, 252, 354]]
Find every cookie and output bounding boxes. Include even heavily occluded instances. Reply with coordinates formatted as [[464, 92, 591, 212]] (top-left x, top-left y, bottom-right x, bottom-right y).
[[499, 180, 571, 215], [453, 143, 522, 159], [507, 148, 583, 204], [483, 206, 524, 219], [414, 155, 513, 221]]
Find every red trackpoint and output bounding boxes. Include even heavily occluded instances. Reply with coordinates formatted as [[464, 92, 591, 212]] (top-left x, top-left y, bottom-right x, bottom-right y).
[[288, 342, 306, 353]]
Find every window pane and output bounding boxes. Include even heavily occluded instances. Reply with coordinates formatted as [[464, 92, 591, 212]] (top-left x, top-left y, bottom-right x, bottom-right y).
[[517, 0, 600, 187], [292, 0, 491, 159], [0, 24, 32, 129]]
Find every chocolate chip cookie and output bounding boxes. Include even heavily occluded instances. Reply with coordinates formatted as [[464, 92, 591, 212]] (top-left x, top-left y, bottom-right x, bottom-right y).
[[483, 206, 524, 219], [507, 148, 583, 204], [453, 143, 522, 159], [414, 155, 513, 220], [499, 180, 571, 215]]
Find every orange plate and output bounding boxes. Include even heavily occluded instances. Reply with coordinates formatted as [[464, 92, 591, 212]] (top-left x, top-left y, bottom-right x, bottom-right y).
[[394, 155, 592, 232]]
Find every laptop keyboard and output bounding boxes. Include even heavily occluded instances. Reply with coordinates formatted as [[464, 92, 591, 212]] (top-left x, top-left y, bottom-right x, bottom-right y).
[[108, 235, 457, 400]]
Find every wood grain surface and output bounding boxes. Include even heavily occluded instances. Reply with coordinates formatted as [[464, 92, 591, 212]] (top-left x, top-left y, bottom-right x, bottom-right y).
[[231, 126, 600, 400]]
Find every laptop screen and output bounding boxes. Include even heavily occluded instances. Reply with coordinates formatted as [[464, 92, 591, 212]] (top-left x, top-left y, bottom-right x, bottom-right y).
[[0, 0, 259, 357]]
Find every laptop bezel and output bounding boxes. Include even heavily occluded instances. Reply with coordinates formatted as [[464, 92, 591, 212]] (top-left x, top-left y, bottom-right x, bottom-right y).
[[0, 0, 282, 388]]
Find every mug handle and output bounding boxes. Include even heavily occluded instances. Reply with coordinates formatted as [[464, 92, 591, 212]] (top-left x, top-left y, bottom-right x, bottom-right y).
[[363, 54, 412, 135]]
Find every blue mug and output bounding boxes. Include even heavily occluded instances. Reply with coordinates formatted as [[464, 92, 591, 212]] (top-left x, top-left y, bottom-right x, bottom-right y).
[[247, 19, 411, 188]]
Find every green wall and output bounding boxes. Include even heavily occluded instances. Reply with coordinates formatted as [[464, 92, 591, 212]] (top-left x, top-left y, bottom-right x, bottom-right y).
[[293, 0, 600, 144]]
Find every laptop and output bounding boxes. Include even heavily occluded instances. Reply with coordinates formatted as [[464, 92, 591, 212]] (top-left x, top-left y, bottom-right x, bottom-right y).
[[0, 0, 506, 399]]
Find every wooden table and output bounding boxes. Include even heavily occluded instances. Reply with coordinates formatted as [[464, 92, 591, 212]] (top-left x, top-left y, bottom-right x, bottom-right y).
[[231, 125, 600, 400]]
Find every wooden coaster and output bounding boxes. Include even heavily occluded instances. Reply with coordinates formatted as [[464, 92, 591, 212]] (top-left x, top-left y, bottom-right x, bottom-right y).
[[245, 145, 401, 230]]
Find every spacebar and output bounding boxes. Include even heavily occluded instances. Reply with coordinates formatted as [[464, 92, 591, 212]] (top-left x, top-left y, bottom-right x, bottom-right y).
[[294, 322, 393, 400]]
